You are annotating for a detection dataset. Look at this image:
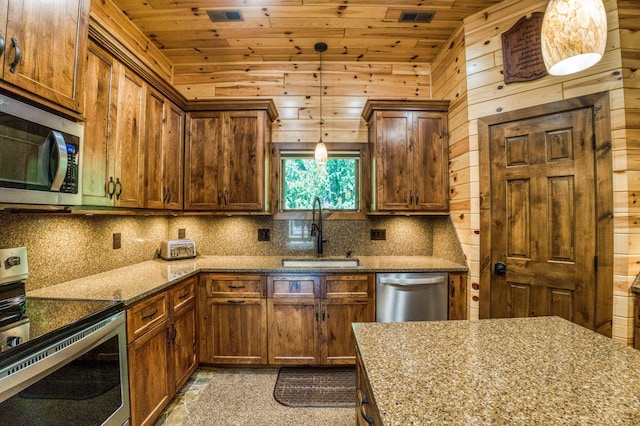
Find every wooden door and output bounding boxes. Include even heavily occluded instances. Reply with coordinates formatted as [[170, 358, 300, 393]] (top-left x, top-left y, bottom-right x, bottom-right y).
[[114, 68, 145, 208], [267, 275, 320, 365], [486, 108, 597, 329], [169, 301, 197, 392], [413, 112, 448, 211], [163, 102, 185, 210], [374, 111, 412, 211], [223, 111, 265, 211], [128, 321, 170, 426], [143, 88, 166, 209], [184, 112, 223, 210], [81, 42, 119, 206], [4, 0, 89, 112]]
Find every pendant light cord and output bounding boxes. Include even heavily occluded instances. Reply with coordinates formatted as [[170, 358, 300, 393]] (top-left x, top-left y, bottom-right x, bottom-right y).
[[319, 49, 323, 141]]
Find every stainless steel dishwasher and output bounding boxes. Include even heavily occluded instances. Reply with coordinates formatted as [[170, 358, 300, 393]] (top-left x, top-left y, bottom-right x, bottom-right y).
[[376, 273, 448, 322]]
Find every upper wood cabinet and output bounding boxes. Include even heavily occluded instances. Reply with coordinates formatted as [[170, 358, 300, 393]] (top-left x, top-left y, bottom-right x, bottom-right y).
[[144, 88, 184, 210], [363, 100, 450, 213], [0, 0, 89, 113], [184, 102, 277, 212]]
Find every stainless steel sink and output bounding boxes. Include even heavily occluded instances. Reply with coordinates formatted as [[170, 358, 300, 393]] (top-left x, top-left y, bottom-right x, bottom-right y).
[[281, 258, 360, 267]]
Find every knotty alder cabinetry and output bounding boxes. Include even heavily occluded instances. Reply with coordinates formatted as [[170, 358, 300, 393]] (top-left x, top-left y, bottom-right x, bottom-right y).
[[198, 274, 268, 364], [0, 0, 89, 113], [267, 274, 375, 365], [127, 277, 197, 426], [184, 103, 276, 212], [83, 41, 184, 209], [363, 100, 450, 213]]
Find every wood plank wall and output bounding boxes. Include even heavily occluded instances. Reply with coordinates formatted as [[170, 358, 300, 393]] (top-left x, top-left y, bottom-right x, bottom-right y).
[[460, 0, 634, 343], [431, 26, 475, 319]]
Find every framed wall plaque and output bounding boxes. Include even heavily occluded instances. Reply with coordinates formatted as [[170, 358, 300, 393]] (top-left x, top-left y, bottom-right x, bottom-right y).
[[501, 12, 548, 84]]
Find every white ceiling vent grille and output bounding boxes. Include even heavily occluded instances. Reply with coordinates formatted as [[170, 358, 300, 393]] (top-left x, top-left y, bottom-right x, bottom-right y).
[[207, 10, 244, 22], [398, 11, 435, 23]]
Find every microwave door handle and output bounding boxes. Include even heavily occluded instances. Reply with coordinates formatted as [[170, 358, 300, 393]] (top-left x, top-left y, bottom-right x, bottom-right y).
[[48, 130, 68, 192]]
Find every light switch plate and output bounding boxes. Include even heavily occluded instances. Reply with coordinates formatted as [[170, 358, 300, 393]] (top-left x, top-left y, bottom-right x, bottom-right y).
[[113, 232, 121, 249]]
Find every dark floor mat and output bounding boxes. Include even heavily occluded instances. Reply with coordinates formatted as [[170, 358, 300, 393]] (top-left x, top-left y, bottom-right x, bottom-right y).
[[273, 366, 356, 408]]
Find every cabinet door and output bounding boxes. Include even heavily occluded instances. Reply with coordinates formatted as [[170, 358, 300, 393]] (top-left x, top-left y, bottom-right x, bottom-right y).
[[413, 112, 449, 211], [4, 0, 89, 112], [81, 42, 119, 206], [374, 111, 412, 211], [267, 275, 320, 365], [200, 297, 267, 364], [223, 111, 265, 210], [144, 88, 166, 209], [128, 322, 170, 426], [184, 112, 223, 210], [114, 68, 145, 208], [170, 301, 197, 393], [163, 102, 185, 210]]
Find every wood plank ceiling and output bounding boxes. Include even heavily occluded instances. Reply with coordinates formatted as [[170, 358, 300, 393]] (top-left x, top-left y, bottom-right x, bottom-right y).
[[110, 0, 504, 143]]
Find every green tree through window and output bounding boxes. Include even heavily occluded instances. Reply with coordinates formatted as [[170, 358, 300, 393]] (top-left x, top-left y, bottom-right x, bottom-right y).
[[282, 156, 358, 210]]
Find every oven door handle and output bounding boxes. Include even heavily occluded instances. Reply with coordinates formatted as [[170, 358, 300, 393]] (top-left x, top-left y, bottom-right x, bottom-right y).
[[48, 130, 69, 192]]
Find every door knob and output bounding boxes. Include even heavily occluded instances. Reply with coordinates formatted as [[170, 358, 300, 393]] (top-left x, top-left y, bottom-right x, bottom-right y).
[[494, 261, 507, 275]]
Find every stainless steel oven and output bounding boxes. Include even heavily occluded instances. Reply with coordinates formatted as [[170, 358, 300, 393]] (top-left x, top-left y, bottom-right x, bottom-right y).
[[0, 311, 130, 426], [0, 93, 83, 206]]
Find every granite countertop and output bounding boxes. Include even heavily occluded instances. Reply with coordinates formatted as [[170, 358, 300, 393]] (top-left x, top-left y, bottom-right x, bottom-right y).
[[352, 317, 640, 425], [27, 255, 467, 305]]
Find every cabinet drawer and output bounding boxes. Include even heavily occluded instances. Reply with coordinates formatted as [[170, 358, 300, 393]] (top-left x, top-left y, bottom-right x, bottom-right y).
[[127, 292, 169, 343], [324, 274, 373, 298], [170, 277, 196, 313], [268, 275, 319, 298], [204, 274, 265, 298]]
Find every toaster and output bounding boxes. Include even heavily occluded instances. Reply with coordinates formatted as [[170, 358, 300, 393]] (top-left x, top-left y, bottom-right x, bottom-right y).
[[160, 239, 196, 260]]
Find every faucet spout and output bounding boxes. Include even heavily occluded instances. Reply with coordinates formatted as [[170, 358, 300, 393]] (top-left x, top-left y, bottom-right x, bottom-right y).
[[310, 196, 326, 257]]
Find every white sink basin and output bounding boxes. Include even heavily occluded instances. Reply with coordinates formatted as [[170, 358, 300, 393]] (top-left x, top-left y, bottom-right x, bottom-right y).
[[281, 258, 360, 267]]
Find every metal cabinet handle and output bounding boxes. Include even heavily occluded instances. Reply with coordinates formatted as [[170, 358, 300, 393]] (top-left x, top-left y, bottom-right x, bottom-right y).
[[315, 304, 319, 321], [107, 177, 116, 198], [178, 290, 190, 300], [409, 190, 413, 204], [223, 189, 228, 206], [0, 31, 5, 57], [359, 394, 375, 425], [115, 178, 123, 199], [9, 37, 20, 73], [227, 300, 245, 304], [228, 285, 246, 289], [322, 305, 325, 321], [142, 308, 158, 320], [217, 190, 222, 205]]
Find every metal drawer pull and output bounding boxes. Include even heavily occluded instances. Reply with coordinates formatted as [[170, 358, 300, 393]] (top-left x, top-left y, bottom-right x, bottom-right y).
[[228, 285, 246, 289], [9, 37, 20, 73], [227, 300, 245, 304], [359, 394, 375, 425], [0, 31, 5, 57], [141, 308, 158, 320], [107, 177, 116, 198], [178, 290, 190, 299]]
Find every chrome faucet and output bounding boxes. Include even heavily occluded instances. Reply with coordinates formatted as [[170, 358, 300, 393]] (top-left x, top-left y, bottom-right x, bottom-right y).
[[310, 196, 327, 257]]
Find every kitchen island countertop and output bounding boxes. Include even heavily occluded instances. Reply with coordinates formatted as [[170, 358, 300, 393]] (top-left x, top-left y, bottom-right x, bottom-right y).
[[353, 317, 640, 425], [27, 255, 467, 305]]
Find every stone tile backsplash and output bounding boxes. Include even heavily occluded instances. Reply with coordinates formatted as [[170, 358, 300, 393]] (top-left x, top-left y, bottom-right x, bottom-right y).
[[0, 212, 465, 291]]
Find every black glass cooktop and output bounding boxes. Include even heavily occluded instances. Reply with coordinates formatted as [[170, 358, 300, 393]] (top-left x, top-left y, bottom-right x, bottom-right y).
[[0, 297, 123, 368]]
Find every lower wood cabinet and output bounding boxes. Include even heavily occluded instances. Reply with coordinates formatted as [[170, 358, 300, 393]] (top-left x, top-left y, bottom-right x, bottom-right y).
[[267, 274, 375, 365], [356, 348, 383, 426], [127, 277, 197, 426], [198, 274, 268, 364]]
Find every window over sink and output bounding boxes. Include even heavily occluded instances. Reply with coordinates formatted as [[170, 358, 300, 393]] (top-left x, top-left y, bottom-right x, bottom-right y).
[[280, 151, 360, 211]]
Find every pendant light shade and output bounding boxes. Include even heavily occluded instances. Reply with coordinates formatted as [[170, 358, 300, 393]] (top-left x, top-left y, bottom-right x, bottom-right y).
[[540, 0, 607, 76], [314, 42, 328, 165]]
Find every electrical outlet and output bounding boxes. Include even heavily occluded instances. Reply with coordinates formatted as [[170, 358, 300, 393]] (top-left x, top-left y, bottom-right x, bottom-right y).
[[258, 229, 271, 241], [113, 232, 121, 249], [178, 228, 186, 239], [370, 229, 386, 241]]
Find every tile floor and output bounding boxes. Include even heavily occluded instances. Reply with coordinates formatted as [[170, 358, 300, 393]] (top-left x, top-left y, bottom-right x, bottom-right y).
[[153, 369, 216, 426]]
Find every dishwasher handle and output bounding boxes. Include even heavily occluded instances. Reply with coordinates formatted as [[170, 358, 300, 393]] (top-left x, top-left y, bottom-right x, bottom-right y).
[[378, 276, 445, 286]]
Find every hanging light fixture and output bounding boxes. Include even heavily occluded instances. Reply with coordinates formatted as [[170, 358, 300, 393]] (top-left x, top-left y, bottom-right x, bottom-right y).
[[314, 42, 328, 165], [540, 0, 607, 76]]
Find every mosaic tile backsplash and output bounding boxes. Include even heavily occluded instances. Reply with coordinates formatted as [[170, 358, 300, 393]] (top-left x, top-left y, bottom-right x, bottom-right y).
[[0, 212, 465, 291]]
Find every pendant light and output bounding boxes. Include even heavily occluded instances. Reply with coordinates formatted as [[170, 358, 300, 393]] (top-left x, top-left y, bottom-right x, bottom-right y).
[[314, 42, 328, 165], [540, 0, 607, 76]]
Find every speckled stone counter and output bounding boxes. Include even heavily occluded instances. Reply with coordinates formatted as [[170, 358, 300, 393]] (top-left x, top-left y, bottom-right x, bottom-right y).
[[28, 255, 467, 305], [353, 317, 640, 425]]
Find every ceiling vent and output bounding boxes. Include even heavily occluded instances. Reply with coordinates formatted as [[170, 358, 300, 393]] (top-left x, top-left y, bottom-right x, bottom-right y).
[[398, 10, 435, 23], [207, 10, 244, 22]]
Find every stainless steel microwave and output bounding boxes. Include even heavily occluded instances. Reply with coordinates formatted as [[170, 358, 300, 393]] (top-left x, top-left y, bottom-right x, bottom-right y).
[[0, 94, 83, 206]]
